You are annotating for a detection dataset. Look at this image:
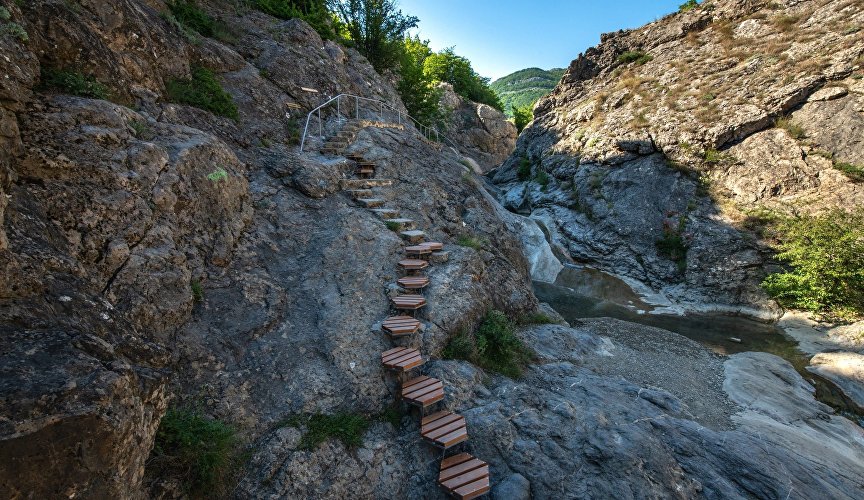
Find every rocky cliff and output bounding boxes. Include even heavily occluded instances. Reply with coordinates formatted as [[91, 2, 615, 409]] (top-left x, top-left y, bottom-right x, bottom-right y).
[[2, 1, 864, 499], [439, 82, 517, 172], [493, 0, 864, 316]]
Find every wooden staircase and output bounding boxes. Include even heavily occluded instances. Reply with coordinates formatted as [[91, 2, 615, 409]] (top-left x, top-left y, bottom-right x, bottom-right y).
[[334, 131, 490, 498]]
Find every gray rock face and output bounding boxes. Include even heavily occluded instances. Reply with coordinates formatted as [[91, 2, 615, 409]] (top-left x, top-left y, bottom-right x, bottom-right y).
[[504, 214, 563, 283], [492, 0, 864, 316], [808, 352, 864, 411], [439, 83, 517, 172]]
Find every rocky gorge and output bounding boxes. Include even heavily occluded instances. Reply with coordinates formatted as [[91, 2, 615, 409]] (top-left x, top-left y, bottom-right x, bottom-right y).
[[0, 0, 863, 499]]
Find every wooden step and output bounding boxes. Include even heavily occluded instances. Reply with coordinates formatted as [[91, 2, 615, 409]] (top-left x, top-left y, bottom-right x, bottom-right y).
[[345, 189, 374, 199], [357, 198, 385, 208], [398, 259, 429, 272], [397, 276, 430, 291], [356, 161, 376, 167], [382, 316, 421, 337], [439, 454, 491, 500], [345, 153, 365, 161], [391, 295, 427, 310], [371, 208, 400, 219], [421, 411, 468, 449], [384, 218, 414, 230], [419, 241, 444, 251], [404, 245, 432, 258], [402, 376, 445, 408], [341, 179, 393, 189], [400, 230, 426, 243], [382, 346, 424, 372], [356, 167, 375, 176]]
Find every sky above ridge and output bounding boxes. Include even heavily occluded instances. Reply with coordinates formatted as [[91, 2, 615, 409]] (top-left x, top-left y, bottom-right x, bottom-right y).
[[399, 0, 687, 81]]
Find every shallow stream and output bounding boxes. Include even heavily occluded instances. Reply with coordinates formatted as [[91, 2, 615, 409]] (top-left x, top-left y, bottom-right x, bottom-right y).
[[535, 265, 863, 425]]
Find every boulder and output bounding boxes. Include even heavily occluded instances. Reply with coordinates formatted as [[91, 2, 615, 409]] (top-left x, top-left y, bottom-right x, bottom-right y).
[[808, 352, 864, 411]]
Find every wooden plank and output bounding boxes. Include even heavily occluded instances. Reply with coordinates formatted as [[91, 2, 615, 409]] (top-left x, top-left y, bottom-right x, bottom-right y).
[[404, 382, 443, 402], [398, 259, 428, 270], [422, 410, 453, 426], [424, 418, 465, 441], [439, 459, 485, 483], [441, 465, 489, 490], [441, 453, 473, 470], [452, 477, 490, 500], [402, 375, 432, 389], [420, 242, 444, 251]]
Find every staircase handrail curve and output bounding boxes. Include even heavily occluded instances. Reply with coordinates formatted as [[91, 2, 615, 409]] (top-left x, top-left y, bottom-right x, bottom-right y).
[[299, 93, 459, 152]]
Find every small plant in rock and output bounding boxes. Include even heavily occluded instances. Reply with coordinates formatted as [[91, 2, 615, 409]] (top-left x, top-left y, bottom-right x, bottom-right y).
[[0, 7, 10, 21], [773, 14, 800, 32], [833, 162, 864, 183], [167, 0, 217, 37], [533, 169, 550, 191], [0, 22, 28, 42], [679, 0, 699, 12], [442, 310, 534, 378], [775, 116, 805, 140], [520, 312, 555, 325], [149, 408, 237, 497], [703, 148, 734, 164], [617, 51, 653, 66], [166, 66, 238, 119], [516, 155, 532, 181], [190, 279, 204, 303], [207, 167, 229, 183], [384, 220, 401, 232], [457, 234, 487, 250], [281, 412, 370, 450], [656, 215, 690, 273], [129, 119, 155, 140], [41, 68, 109, 99]]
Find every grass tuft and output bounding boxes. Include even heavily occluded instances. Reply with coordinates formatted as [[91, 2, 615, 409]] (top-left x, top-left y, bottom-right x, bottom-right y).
[[207, 167, 228, 183], [775, 116, 805, 140], [281, 412, 370, 450], [190, 279, 204, 303], [457, 234, 487, 250], [41, 68, 109, 99], [442, 310, 534, 378], [166, 66, 238, 119], [617, 51, 653, 66], [834, 162, 864, 183]]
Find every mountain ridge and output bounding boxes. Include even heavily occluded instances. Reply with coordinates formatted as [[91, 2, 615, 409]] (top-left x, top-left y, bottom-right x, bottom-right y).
[[490, 66, 566, 116]]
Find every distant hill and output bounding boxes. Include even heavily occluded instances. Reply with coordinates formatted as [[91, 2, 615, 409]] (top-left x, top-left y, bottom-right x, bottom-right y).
[[490, 67, 566, 117]]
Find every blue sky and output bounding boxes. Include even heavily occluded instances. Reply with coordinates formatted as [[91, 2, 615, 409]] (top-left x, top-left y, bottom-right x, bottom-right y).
[[399, 0, 687, 81]]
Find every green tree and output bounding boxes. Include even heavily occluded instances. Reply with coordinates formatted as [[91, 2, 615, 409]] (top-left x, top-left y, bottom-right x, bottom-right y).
[[331, 0, 418, 73], [423, 48, 502, 111], [512, 103, 533, 132], [397, 36, 443, 125], [761, 209, 864, 320], [253, 0, 338, 39]]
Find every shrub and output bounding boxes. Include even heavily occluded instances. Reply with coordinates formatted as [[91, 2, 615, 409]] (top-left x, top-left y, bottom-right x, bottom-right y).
[[834, 162, 864, 183], [457, 234, 486, 250], [516, 156, 532, 181], [40, 68, 109, 99], [207, 167, 228, 183], [762, 209, 864, 320], [520, 312, 555, 325], [679, 0, 699, 12], [385, 220, 401, 231], [703, 148, 733, 164], [773, 14, 800, 32], [129, 119, 154, 140], [656, 216, 689, 272], [513, 104, 533, 133], [252, 0, 337, 40], [149, 408, 237, 496], [0, 6, 10, 20], [775, 116, 805, 139], [423, 47, 503, 111], [166, 66, 238, 119], [282, 412, 370, 450], [167, 1, 216, 36], [441, 310, 534, 378], [617, 51, 653, 66], [534, 169, 550, 191], [1, 22, 28, 42], [190, 279, 204, 303]]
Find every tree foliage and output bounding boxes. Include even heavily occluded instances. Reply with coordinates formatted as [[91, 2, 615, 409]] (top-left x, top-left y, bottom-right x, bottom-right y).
[[489, 67, 565, 117], [253, 0, 339, 39], [397, 36, 443, 126], [331, 0, 418, 73], [423, 48, 502, 111], [512, 103, 533, 132], [762, 209, 864, 320]]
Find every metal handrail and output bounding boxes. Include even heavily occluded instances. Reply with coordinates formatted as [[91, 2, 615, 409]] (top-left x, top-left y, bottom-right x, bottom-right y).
[[299, 93, 457, 152]]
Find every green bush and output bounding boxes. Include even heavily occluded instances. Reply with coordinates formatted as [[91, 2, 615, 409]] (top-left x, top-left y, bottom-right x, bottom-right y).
[[207, 167, 229, 182], [252, 0, 337, 40], [534, 169, 550, 191], [517, 156, 532, 181], [167, 66, 238, 119], [679, 0, 699, 12], [41, 68, 109, 99], [762, 209, 864, 320], [150, 408, 237, 496], [282, 412, 370, 450], [457, 234, 486, 250], [775, 116, 805, 139], [520, 312, 555, 325], [442, 310, 534, 378], [424, 48, 503, 111], [0, 6, 10, 20], [656, 216, 689, 272], [167, 1, 216, 36], [190, 279, 204, 303], [703, 148, 734, 164], [385, 220, 401, 231], [617, 51, 653, 66], [398, 36, 444, 127], [834, 162, 864, 183], [513, 103, 533, 133]]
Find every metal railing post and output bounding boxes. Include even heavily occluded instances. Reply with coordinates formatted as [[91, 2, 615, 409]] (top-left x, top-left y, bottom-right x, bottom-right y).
[[318, 109, 322, 138], [356, 96, 359, 119], [336, 95, 340, 120]]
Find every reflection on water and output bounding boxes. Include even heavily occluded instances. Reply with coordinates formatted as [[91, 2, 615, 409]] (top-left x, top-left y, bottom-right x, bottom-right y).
[[535, 265, 863, 424]]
